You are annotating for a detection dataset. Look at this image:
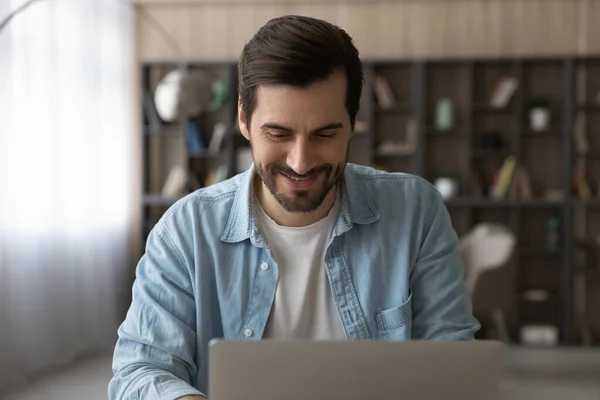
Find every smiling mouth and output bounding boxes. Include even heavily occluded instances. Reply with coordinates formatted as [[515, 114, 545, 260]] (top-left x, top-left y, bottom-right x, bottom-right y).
[[283, 173, 314, 181], [280, 172, 320, 189]]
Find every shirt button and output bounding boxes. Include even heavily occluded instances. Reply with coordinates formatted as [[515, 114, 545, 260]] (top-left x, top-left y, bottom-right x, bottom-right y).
[[244, 328, 253, 337], [260, 262, 269, 271]]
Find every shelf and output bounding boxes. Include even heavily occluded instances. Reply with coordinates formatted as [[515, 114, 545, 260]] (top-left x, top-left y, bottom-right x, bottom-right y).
[[472, 149, 512, 158], [575, 103, 600, 112], [426, 128, 464, 136], [473, 103, 513, 113], [143, 194, 185, 206], [574, 238, 600, 251], [519, 246, 562, 256], [444, 198, 564, 207], [519, 199, 565, 207], [574, 199, 600, 207], [189, 151, 227, 159], [143, 124, 185, 136], [521, 128, 562, 138], [519, 296, 559, 304], [374, 150, 414, 158], [374, 103, 413, 112], [574, 151, 600, 159]]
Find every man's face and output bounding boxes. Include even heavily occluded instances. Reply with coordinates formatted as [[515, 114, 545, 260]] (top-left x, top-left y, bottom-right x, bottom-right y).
[[239, 70, 351, 214]]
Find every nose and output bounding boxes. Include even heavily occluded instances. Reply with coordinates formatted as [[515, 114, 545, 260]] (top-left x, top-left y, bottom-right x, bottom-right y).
[[286, 137, 315, 176]]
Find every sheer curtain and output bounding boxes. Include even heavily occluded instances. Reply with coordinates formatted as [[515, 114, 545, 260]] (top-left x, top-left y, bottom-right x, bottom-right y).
[[0, 0, 135, 393]]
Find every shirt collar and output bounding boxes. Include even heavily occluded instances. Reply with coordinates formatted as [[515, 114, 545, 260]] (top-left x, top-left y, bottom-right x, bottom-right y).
[[220, 163, 380, 244]]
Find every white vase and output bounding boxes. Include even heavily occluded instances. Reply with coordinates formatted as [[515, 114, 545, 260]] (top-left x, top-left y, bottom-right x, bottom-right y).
[[434, 177, 459, 199], [530, 108, 550, 132]]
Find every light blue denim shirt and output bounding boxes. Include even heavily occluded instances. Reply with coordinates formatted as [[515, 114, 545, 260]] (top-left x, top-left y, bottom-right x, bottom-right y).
[[110, 163, 480, 400]]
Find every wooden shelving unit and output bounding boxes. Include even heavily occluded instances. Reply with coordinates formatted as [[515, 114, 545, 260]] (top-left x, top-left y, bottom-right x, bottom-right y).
[[140, 56, 600, 345]]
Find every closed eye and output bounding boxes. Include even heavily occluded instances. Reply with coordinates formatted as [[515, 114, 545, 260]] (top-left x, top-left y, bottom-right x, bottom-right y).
[[316, 131, 338, 139], [267, 131, 289, 140]]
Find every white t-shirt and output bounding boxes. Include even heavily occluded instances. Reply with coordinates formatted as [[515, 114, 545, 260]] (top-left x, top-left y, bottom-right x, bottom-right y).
[[255, 194, 346, 340]]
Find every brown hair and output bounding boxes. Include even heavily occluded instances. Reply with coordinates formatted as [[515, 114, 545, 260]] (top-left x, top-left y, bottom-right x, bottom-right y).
[[238, 15, 363, 131]]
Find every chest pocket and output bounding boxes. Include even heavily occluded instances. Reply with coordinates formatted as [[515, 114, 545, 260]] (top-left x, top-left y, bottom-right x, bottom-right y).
[[374, 292, 412, 339]]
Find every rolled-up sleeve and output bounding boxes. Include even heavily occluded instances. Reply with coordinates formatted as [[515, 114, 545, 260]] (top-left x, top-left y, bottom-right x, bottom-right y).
[[109, 225, 205, 399], [410, 189, 481, 340]]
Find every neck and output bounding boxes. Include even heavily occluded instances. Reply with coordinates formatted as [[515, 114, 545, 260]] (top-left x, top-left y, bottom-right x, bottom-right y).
[[254, 177, 338, 227]]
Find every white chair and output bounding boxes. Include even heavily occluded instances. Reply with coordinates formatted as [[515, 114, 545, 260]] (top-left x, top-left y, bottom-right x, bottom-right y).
[[459, 223, 516, 343]]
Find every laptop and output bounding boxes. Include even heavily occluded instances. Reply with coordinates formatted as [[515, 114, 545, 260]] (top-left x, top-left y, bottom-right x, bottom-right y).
[[208, 339, 506, 400]]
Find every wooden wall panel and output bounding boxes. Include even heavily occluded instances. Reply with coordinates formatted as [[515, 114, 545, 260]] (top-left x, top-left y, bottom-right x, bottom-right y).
[[587, 0, 600, 54], [135, 0, 598, 61]]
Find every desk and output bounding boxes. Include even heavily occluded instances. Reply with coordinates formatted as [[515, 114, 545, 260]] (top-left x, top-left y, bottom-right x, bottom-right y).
[[501, 347, 600, 400]]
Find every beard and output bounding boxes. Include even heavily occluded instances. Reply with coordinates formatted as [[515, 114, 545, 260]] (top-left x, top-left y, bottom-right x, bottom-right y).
[[254, 151, 348, 214]]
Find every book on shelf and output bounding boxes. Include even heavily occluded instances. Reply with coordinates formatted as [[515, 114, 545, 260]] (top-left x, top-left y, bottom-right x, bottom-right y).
[[490, 158, 532, 199], [574, 160, 591, 200], [491, 156, 516, 199], [373, 75, 396, 108], [573, 113, 590, 154], [161, 166, 187, 197], [208, 122, 227, 154], [186, 120, 205, 155], [204, 165, 229, 187], [515, 166, 533, 199], [489, 77, 518, 108]]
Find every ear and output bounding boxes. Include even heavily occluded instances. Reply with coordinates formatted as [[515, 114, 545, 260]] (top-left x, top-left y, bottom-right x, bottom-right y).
[[238, 99, 250, 141]]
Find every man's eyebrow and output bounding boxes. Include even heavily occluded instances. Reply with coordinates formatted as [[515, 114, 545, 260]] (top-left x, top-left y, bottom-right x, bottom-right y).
[[260, 122, 292, 131], [259, 122, 344, 133], [314, 122, 344, 132]]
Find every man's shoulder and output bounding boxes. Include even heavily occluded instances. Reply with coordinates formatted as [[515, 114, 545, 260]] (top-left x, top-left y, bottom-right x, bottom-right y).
[[154, 172, 245, 234], [346, 163, 437, 196]]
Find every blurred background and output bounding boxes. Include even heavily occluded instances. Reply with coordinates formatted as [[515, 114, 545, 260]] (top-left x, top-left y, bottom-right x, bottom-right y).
[[1, 0, 599, 399]]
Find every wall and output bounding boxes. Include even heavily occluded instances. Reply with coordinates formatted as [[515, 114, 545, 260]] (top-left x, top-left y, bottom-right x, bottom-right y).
[[134, 0, 599, 62]]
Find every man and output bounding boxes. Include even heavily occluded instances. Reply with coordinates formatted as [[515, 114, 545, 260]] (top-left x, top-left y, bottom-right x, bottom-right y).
[[110, 15, 479, 400]]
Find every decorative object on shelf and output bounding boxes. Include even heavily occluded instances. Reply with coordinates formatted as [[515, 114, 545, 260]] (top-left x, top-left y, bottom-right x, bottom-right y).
[[435, 98, 454, 132], [434, 177, 459, 199], [211, 78, 228, 110], [546, 216, 560, 252], [520, 324, 558, 346], [154, 69, 221, 122], [373, 75, 396, 108], [573, 113, 590, 154], [489, 77, 518, 108], [528, 97, 552, 132], [143, 89, 162, 133]]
